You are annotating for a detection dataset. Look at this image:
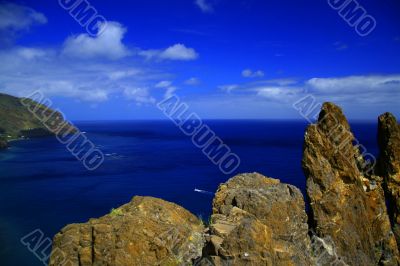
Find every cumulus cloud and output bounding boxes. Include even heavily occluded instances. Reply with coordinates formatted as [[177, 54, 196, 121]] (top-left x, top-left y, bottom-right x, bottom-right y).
[[0, 46, 164, 103], [140, 44, 199, 61], [160, 44, 198, 60], [195, 0, 214, 13], [0, 2, 47, 31], [0, 9, 192, 105], [0, 2, 196, 106], [242, 69, 265, 78], [62, 22, 131, 60], [62, 23, 199, 62]]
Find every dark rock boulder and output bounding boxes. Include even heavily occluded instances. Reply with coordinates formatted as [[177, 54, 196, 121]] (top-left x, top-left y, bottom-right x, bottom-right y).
[[377, 112, 400, 250], [200, 173, 314, 265], [303, 102, 399, 265], [49, 196, 205, 266]]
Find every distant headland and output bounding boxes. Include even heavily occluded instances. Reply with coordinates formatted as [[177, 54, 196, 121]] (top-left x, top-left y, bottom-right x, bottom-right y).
[[0, 93, 74, 149]]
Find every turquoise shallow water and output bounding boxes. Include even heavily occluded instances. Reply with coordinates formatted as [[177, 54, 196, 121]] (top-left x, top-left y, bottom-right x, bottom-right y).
[[0, 120, 378, 266]]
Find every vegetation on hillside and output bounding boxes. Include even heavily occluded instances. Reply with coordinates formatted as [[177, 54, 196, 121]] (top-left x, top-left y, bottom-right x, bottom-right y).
[[0, 93, 74, 147]]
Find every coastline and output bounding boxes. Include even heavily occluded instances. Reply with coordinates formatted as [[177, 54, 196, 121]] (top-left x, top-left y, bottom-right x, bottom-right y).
[[0, 137, 28, 150]]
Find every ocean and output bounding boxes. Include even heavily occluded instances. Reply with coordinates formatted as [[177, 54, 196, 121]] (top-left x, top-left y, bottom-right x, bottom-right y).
[[0, 120, 378, 266]]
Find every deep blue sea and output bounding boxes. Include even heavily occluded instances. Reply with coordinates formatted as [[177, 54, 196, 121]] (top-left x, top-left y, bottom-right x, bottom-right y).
[[0, 120, 378, 266]]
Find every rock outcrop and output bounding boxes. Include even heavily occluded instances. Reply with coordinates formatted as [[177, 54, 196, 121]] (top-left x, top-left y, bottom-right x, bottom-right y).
[[377, 112, 400, 250], [200, 173, 313, 265], [49, 196, 205, 266], [49, 102, 400, 266], [303, 102, 399, 265]]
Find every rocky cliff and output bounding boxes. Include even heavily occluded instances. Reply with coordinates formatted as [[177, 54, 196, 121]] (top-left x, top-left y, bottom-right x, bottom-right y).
[[377, 113, 400, 250], [50, 102, 400, 266], [303, 103, 399, 265]]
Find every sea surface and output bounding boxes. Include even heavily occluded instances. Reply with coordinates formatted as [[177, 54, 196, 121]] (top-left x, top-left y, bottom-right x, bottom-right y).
[[0, 120, 378, 266]]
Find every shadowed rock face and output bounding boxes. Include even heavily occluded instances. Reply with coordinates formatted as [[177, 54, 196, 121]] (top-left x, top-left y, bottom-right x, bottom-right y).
[[303, 102, 399, 265], [377, 112, 400, 249], [0, 139, 7, 149], [49, 196, 205, 266], [200, 173, 313, 266]]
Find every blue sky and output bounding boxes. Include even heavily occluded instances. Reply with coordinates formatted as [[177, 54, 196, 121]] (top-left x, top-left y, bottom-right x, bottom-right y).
[[0, 0, 399, 120]]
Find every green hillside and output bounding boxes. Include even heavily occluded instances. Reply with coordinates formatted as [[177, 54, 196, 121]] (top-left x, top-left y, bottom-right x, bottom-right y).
[[0, 93, 74, 147]]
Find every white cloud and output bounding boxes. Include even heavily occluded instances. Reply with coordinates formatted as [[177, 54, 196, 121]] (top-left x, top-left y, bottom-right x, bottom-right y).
[[219, 84, 240, 93], [0, 2, 195, 107], [164, 86, 177, 99], [123, 87, 155, 104], [0, 46, 166, 103], [220, 81, 302, 102], [14, 47, 48, 60], [219, 79, 298, 94], [62, 23, 199, 62], [242, 69, 265, 78], [108, 69, 141, 80], [154, 81, 177, 98], [0, 2, 47, 31], [140, 44, 199, 61], [307, 75, 400, 95], [195, 0, 214, 13], [160, 44, 198, 60], [220, 75, 400, 105], [256, 87, 302, 102], [62, 22, 131, 60], [0, 15, 193, 105], [155, 80, 172, 88], [184, 77, 200, 86]]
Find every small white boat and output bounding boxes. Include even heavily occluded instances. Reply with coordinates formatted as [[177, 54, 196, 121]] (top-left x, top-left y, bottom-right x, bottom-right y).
[[194, 188, 213, 195]]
